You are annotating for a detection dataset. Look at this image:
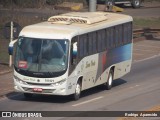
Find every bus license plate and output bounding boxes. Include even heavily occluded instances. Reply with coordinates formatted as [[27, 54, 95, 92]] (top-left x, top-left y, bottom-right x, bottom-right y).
[[33, 88, 43, 92]]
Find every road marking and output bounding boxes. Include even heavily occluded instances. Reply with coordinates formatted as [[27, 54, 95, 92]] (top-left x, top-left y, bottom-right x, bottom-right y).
[[135, 44, 160, 49], [133, 55, 160, 63], [129, 85, 140, 89], [134, 48, 158, 53], [133, 53, 144, 55], [72, 96, 104, 107]]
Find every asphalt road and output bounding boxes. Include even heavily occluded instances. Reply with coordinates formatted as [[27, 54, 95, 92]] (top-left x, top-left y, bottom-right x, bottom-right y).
[[0, 55, 160, 120]]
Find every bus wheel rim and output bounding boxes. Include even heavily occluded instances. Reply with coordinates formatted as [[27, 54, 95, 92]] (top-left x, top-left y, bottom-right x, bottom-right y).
[[135, 0, 140, 6], [108, 74, 112, 86], [75, 83, 81, 95]]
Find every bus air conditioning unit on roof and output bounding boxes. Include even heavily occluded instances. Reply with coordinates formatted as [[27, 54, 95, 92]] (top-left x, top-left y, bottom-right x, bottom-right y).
[[48, 12, 108, 25]]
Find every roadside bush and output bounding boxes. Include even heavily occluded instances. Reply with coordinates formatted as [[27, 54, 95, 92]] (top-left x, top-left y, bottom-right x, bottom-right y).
[[46, 0, 87, 6], [13, 0, 47, 8], [0, 0, 47, 8], [0, 0, 88, 8]]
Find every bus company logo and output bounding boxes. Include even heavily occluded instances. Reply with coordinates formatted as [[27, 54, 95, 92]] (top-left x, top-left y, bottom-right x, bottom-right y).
[[2, 112, 11, 117], [45, 79, 54, 83]]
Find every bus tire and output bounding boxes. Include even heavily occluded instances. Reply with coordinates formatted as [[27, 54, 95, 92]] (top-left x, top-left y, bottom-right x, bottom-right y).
[[73, 81, 81, 101], [104, 70, 113, 90], [105, 0, 115, 6], [24, 93, 33, 98], [131, 0, 141, 8]]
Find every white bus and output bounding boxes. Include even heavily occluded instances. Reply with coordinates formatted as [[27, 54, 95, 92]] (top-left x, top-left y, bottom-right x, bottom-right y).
[[9, 12, 133, 100]]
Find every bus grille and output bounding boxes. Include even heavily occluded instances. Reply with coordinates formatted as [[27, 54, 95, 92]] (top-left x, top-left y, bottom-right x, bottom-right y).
[[22, 87, 55, 93], [26, 82, 51, 86]]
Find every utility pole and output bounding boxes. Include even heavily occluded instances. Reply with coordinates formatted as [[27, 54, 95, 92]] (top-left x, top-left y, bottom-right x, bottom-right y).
[[9, 0, 14, 67], [89, 0, 97, 12]]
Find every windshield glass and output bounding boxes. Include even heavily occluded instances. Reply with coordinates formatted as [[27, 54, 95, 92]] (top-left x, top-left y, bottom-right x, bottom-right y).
[[14, 37, 69, 76]]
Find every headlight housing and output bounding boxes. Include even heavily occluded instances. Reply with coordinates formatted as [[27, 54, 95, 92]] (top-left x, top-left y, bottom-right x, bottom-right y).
[[14, 75, 27, 85], [51, 79, 66, 87]]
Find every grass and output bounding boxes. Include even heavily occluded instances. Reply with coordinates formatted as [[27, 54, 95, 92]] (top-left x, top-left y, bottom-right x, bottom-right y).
[[133, 17, 160, 29]]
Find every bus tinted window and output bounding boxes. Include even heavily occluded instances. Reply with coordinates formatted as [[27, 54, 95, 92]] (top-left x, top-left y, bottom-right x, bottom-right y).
[[110, 27, 114, 48], [92, 32, 97, 53], [88, 33, 93, 54], [83, 34, 88, 56], [106, 28, 110, 49], [79, 35, 84, 58]]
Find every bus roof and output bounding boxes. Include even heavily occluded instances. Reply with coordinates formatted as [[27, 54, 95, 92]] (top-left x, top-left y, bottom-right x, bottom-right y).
[[19, 12, 133, 40]]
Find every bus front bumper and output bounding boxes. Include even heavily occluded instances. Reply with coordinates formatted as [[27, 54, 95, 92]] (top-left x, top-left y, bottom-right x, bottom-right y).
[[14, 79, 68, 96]]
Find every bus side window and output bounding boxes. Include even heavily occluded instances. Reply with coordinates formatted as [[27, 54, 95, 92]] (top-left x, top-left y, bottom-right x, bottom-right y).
[[88, 32, 97, 54], [97, 29, 105, 52], [123, 23, 128, 44], [79, 35, 84, 58], [83, 34, 88, 56], [106, 28, 110, 49], [128, 22, 132, 43], [115, 26, 119, 47], [101, 29, 106, 50], [88, 33, 93, 55], [119, 25, 123, 45], [92, 32, 97, 53], [71, 37, 78, 65], [118, 25, 123, 46], [79, 34, 88, 58], [110, 27, 114, 48]]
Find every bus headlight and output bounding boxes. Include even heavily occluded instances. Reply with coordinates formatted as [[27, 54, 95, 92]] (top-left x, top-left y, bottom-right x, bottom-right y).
[[14, 75, 27, 85], [51, 79, 66, 87]]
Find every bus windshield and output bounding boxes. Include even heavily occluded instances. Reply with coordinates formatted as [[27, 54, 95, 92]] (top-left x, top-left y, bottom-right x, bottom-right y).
[[15, 37, 69, 75]]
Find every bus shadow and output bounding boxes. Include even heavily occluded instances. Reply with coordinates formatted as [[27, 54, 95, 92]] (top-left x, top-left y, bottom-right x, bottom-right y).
[[7, 79, 127, 103], [6, 92, 73, 103], [112, 78, 127, 87], [81, 78, 127, 98]]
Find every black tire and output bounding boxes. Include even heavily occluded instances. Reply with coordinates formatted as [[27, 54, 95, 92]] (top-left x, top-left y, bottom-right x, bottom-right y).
[[105, 0, 115, 6], [104, 70, 113, 90], [72, 81, 81, 101], [131, 0, 141, 8], [24, 93, 33, 98], [105, 0, 115, 11]]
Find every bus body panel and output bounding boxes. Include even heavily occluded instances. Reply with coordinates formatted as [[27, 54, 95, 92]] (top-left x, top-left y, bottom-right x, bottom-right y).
[[68, 43, 132, 92]]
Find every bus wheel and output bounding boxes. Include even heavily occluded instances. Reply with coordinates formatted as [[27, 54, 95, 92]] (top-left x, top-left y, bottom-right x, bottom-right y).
[[24, 93, 33, 98], [104, 70, 113, 90], [105, 0, 115, 6], [132, 0, 141, 8], [73, 81, 81, 100]]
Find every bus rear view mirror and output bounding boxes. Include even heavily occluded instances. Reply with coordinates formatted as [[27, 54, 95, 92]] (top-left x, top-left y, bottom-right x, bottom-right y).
[[8, 39, 17, 55]]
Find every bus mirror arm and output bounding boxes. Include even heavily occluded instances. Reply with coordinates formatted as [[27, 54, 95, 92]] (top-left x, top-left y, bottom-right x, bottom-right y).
[[8, 39, 18, 55]]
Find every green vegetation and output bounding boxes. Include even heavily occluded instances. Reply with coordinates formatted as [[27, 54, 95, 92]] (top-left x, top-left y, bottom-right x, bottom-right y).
[[133, 17, 160, 29], [0, 15, 42, 64], [0, 0, 87, 8]]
